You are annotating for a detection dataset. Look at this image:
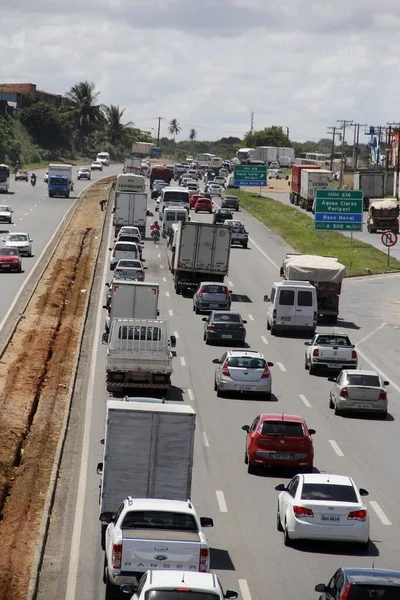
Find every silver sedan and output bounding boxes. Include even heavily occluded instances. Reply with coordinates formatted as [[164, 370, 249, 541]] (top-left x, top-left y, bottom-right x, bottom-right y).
[[213, 350, 273, 398], [328, 369, 389, 418]]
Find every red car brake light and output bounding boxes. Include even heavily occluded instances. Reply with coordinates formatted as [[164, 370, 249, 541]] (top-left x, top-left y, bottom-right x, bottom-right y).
[[261, 365, 270, 379], [347, 509, 367, 521], [352, 350, 357, 359], [222, 361, 230, 377], [313, 348, 319, 357], [198, 286, 204, 297], [340, 388, 349, 398], [111, 543, 122, 569], [341, 584, 352, 600], [293, 505, 314, 518], [379, 391, 387, 400]]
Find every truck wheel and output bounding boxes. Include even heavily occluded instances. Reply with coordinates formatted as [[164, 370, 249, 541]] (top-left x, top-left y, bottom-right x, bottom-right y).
[[242, 242, 248, 249], [65, 192, 70, 198], [105, 574, 120, 600], [304, 357, 309, 370], [101, 525, 107, 551], [266, 319, 271, 330], [309, 364, 315, 376]]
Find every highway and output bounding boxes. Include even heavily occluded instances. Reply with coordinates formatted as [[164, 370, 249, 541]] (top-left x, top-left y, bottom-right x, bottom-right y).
[[0, 163, 122, 327], [36, 179, 400, 600]]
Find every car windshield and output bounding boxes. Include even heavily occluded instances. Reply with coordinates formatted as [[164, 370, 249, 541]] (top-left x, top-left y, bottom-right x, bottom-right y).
[[0, 248, 19, 256], [261, 421, 304, 436], [347, 374, 380, 387], [301, 483, 358, 502], [80, 169, 90, 173], [146, 593, 220, 600], [202, 285, 227, 294], [227, 357, 265, 369], [115, 243, 137, 252], [0, 206, 10, 211], [8, 235, 28, 242], [121, 510, 198, 531], [213, 313, 241, 323], [318, 336, 351, 346]]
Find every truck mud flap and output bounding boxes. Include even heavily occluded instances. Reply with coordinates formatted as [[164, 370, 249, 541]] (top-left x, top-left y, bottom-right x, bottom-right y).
[[106, 382, 171, 390]]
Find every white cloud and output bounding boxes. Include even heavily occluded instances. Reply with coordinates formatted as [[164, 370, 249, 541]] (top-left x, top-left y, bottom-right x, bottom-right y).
[[1, 0, 399, 142]]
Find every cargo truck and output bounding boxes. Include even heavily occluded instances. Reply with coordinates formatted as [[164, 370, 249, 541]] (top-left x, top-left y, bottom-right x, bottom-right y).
[[354, 171, 395, 209], [280, 253, 346, 323], [113, 174, 147, 236], [300, 169, 333, 211], [131, 142, 158, 157], [104, 317, 176, 393], [367, 199, 399, 233], [104, 280, 159, 334], [150, 166, 173, 188], [169, 221, 231, 294], [290, 164, 320, 205], [48, 164, 74, 198]]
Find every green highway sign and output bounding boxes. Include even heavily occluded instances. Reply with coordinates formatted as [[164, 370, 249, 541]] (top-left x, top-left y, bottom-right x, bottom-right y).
[[234, 165, 267, 186], [314, 190, 364, 232]]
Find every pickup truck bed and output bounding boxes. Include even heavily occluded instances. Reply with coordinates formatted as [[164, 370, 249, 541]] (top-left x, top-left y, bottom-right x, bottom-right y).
[[305, 333, 357, 374]]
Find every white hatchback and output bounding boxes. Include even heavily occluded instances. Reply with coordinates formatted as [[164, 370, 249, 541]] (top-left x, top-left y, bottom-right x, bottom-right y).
[[2, 232, 33, 256], [109, 241, 140, 270], [275, 473, 370, 547]]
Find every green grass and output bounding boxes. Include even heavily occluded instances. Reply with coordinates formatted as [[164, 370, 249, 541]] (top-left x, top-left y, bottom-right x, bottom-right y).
[[234, 190, 400, 276], [24, 157, 93, 170]]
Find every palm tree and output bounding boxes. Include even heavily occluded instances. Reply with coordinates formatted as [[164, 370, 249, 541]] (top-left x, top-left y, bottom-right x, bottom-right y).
[[189, 128, 197, 141], [103, 105, 134, 146], [64, 81, 104, 151], [168, 118, 181, 141]]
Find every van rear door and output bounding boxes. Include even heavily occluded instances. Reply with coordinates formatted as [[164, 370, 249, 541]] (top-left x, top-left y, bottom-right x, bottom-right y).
[[293, 289, 315, 328], [276, 287, 296, 326]]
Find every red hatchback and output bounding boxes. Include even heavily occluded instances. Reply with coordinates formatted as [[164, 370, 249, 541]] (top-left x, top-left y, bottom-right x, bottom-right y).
[[189, 193, 206, 209], [195, 197, 213, 213], [0, 247, 22, 272], [242, 413, 315, 474]]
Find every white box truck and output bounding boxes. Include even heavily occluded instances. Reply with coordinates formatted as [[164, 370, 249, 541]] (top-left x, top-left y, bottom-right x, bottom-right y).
[[48, 164, 74, 198], [104, 280, 159, 333], [169, 221, 231, 294], [104, 318, 176, 393], [123, 158, 142, 174], [252, 146, 278, 164], [300, 169, 333, 211], [113, 174, 147, 236]]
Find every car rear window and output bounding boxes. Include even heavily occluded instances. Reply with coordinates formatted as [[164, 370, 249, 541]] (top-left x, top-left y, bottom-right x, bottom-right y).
[[147, 592, 220, 600], [121, 510, 198, 531], [227, 357, 265, 369], [297, 291, 313, 306], [213, 313, 241, 322], [301, 483, 358, 502], [318, 336, 351, 346], [115, 244, 137, 252], [117, 260, 141, 268], [261, 421, 304, 436], [202, 285, 227, 294], [347, 374, 381, 387], [118, 235, 140, 243], [0, 248, 19, 256], [279, 290, 294, 306], [347, 586, 400, 600]]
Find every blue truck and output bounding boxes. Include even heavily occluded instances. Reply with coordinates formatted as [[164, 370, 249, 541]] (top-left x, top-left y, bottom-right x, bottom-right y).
[[48, 164, 74, 198]]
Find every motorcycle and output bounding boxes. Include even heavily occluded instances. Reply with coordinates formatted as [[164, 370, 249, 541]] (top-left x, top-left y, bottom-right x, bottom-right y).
[[151, 228, 160, 243], [30, 177, 36, 187]]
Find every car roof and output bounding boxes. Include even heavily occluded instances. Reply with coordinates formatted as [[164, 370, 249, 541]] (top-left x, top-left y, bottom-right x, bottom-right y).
[[200, 281, 229, 286], [342, 568, 400, 585], [126, 498, 194, 512], [259, 413, 305, 423], [211, 311, 241, 317], [147, 571, 219, 590], [301, 473, 353, 485], [343, 369, 379, 377], [7, 232, 28, 236]]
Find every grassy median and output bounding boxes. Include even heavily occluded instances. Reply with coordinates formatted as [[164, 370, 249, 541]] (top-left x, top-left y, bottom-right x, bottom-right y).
[[234, 190, 400, 276]]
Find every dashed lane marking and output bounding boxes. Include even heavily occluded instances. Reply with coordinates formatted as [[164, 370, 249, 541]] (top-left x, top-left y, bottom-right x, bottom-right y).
[[369, 501, 392, 525], [203, 432, 210, 448], [168, 309, 174, 317], [173, 331, 179, 339], [165, 291, 170, 297], [248, 314, 254, 321], [238, 580, 252, 600], [299, 394, 311, 408], [329, 440, 344, 457], [180, 356, 186, 366], [277, 362, 286, 372], [261, 335, 268, 344], [216, 490, 228, 513], [188, 389, 194, 402]]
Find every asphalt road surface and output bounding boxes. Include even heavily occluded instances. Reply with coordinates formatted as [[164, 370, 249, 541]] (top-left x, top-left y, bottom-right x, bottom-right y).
[[37, 179, 400, 600], [0, 163, 122, 326]]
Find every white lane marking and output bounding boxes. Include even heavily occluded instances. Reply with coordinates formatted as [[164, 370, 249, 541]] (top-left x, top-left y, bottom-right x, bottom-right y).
[[173, 331, 179, 339], [299, 394, 311, 408], [357, 322, 386, 346], [357, 348, 400, 395], [369, 501, 392, 525], [165, 291, 170, 297], [29, 208, 33, 211], [329, 440, 344, 457], [38, 200, 41, 204], [180, 356, 186, 366], [65, 203, 113, 600], [248, 314, 254, 321], [228, 280, 234, 287], [216, 490, 228, 513], [162, 277, 167, 282], [19, 218, 23, 221], [203, 432, 210, 448], [24, 212, 28, 216], [277, 362, 286, 372], [168, 309, 174, 317], [248, 237, 279, 270], [261, 335, 269, 344], [34, 204, 37, 207], [188, 388, 194, 402], [238, 580, 252, 600], [157, 253, 161, 258], [159, 264, 164, 269]]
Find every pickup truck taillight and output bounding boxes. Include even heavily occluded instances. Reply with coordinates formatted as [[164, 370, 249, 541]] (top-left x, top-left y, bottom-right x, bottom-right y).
[[112, 544, 122, 569], [313, 348, 319, 357], [199, 548, 209, 572], [352, 350, 357, 360]]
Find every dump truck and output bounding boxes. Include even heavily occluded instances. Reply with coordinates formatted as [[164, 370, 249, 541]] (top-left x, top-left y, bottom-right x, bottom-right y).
[[367, 199, 399, 233]]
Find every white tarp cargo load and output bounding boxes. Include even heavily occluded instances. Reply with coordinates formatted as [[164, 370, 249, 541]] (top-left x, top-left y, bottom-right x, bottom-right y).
[[282, 254, 346, 284], [370, 199, 397, 211]]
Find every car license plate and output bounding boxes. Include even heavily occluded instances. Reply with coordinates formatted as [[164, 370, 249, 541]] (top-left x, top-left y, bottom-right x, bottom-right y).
[[321, 515, 340, 522], [355, 403, 371, 408], [210, 303, 219, 308], [281, 317, 291, 322], [238, 385, 254, 391], [272, 453, 294, 460], [328, 363, 339, 368], [221, 334, 232, 339]]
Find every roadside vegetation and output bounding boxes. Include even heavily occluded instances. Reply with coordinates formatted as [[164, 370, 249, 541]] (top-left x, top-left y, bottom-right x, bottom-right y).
[[234, 189, 400, 276]]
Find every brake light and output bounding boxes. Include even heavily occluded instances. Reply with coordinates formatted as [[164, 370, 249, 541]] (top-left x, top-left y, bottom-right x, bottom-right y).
[[222, 361, 230, 377], [112, 250, 115, 256], [225, 288, 230, 297], [175, 589, 191, 592], [111, 544, 122, 569], [199, 548, 209, 572], [352, 350, 357, 360], [261, 365, 270, 379], [293, 505, 314, 518], [198, 287, 204, 297], [313, 348, 319, 357], [340, 388, 348, 398], [347, 509, 367, 521], [239, 325, 246, 330], [207, 324, 216, 329], [341, 584, 352, 600], [272, 309, 277, 319]]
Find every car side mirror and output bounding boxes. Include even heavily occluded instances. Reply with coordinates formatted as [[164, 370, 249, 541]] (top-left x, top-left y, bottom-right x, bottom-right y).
[[263, 295, 270, 302], [224, 591, 238, 600], [202, 317, 208, 321], [121, 584, 137, 595], [96, 462, 103, 475], [144, 266, 148, 269], [242, 320, 247, 324], [108, 248, 112, 251], [105, 283, 110, 288], [100, 438, 105, 445], [170, 335, 177, 348], [308, 428, 316, 435], [200, 516, 214, 527], [359, 488, 369, 496], [304, 341, 310, 346], [314, 584, 326, 593], [242, 425, 250, 432], [102, 332, 109, 344], [212, 358, 220, 364], [267, 361, 274, 367], [384, 381, 389, 386], [102, 305, 108, 309], [275, 483, 286, 491], [327, 377, 336, 382]]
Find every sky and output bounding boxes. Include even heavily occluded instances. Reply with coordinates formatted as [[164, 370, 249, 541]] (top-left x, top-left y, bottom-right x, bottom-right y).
[[1, 0, 399, 143]]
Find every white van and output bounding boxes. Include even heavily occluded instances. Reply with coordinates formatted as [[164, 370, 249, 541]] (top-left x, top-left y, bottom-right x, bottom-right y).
[[263, 281, 317, 335], [96, 152, 110, 166], [162, 206, 189, 237], [159, 187, 190, 219]]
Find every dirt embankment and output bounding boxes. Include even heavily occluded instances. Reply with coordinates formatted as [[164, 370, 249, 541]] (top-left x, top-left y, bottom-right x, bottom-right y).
[[0, 177, 114, 600]]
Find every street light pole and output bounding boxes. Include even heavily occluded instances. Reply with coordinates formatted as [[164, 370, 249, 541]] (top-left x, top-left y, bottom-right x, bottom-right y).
[[156, 117, 163, 146]]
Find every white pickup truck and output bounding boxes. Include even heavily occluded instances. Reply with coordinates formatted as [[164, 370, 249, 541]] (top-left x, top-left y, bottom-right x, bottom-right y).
[[304, 333, 358, 375], [104, 497, 214, 599]]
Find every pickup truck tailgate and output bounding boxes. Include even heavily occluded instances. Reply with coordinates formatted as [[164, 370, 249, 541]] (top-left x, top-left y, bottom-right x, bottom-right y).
[[121, 530, 201, 572], [318, 347, 354, 365]]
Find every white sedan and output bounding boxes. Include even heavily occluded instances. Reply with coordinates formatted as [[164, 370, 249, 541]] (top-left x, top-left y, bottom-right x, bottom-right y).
[[91, 161, 103, 171], [329, 369, 389, 418], [207, 184, 223, 196], [275, 473, 370, 547], [2, 232, 33, 257]]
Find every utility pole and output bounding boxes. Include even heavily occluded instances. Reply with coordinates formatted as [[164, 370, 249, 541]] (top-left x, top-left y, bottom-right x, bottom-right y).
[[286, 126, 290, 140], [156, 117, 163, 146], [337, 119, 353, 187], [388, 122, 400, 199], [350, 123, 367, 172], [250, 111, 254, 134], [327, 126, 337, 171]]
